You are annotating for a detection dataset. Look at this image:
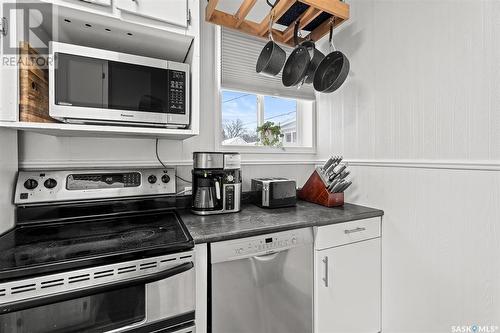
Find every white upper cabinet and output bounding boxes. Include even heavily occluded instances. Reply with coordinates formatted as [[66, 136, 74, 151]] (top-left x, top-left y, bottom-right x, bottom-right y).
[[116, 0, 189, 28], [0, 4, 18, 122], [63, 0, 112, 7]]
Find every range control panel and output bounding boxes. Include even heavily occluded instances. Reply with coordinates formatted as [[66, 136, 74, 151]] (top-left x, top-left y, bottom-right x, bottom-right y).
[[67, 172, 142, 190], [210, 228, 314, 264], [15, 168, 176, 204]]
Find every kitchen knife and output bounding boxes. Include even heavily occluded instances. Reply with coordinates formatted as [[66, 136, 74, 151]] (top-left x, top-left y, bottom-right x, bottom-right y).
[[327, 178, 341, 192], [322, 156, 334, 171], [331, 170, 350, 182], [337, 181, 352, 193], [331, 180, 345, 193], [333, 162, 348, 177], [324, 163, 336, 176], [338, 170, 350, 180]]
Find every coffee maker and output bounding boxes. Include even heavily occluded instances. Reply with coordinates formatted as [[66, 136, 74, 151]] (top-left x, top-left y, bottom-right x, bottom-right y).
[[191, 152, 242, 215]]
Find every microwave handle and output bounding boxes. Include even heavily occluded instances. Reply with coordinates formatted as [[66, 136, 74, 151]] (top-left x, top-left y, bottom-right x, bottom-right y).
[[0, 262, 193, 315]]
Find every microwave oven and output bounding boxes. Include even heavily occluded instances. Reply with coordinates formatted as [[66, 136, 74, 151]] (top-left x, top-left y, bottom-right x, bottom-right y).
[[49, 42, 190, 128]]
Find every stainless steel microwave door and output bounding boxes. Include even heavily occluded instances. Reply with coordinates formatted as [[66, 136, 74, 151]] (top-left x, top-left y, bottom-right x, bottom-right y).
[[212, 246, 313, 333]]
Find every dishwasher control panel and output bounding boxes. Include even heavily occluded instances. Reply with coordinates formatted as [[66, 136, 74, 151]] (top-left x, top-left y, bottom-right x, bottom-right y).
[[211, 228, 313, 263]]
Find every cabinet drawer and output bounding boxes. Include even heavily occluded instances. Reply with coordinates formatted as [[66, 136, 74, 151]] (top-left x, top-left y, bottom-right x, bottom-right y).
[[315, 217, 381, 249]]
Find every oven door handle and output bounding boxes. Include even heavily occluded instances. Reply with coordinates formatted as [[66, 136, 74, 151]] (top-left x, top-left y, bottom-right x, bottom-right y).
[[0, 262, 194, 315]]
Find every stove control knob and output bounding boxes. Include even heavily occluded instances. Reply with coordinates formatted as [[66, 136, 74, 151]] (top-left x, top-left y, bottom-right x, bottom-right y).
[[161, 175, 171, 184], [148, 175, 157, 184], [44, 178, 57, 189], [24, 179, 38, 190]]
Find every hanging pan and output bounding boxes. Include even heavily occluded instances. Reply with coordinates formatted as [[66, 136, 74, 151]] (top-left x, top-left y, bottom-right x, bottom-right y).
[[282, 21, 325, 87], [282, 21, 311, 87], [256, 2, 286, 76], [301, 39, 325, 84], [313, 20, 350, 93]]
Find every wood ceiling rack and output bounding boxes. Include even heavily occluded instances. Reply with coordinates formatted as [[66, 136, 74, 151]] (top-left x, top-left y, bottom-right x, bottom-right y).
[[206, 0, 350, 47]]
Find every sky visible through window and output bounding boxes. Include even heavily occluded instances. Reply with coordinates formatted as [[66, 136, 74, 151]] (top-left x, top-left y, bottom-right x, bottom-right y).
[[221, 91, 257, 133], [221, 91, 297, 134]]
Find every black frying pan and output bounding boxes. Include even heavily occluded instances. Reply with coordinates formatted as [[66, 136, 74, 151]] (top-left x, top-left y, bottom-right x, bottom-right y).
[[301, 40, 325, 84], [282, 21, 311, 87], [313, 23, 349, 93]]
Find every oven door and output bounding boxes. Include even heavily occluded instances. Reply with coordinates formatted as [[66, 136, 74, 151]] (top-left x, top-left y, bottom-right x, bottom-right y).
[[0, 256, 195, 333]]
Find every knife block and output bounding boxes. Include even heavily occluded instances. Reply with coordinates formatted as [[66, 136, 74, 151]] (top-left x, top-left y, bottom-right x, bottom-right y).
[[298, 170, 344, 207]]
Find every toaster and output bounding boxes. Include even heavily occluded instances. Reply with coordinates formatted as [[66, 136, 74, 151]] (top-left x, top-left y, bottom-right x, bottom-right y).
[[251, 178, 297, 208]]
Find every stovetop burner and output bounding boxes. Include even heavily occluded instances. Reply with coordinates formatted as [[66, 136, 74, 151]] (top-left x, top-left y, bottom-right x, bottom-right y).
[[0, 208, 193, 281], [120, 229, 157, 242]]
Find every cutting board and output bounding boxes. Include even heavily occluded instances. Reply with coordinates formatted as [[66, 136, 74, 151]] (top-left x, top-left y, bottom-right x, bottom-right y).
[[19, 42, 56, 123]]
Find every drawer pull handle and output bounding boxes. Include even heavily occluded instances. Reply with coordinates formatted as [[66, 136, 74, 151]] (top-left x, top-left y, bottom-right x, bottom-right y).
[[322, 256, 328, 287], [344, 227, 366, 234]]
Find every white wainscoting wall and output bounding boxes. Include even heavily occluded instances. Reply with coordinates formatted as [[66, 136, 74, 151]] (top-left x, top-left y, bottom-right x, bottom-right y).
[[318, 0, 500, 332]]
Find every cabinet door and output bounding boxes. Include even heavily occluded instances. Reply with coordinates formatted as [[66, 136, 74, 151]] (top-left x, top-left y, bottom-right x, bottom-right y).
[[0, 5, 17, 121], [116, 0, 188, 28], [315, 238, 381, 333]]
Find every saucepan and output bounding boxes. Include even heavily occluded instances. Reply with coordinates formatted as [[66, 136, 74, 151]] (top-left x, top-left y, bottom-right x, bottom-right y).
[[256, 7, 286, 76]]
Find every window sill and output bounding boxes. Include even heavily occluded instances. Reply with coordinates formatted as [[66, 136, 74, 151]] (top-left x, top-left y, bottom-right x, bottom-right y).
[[216, 144, 316, 155]]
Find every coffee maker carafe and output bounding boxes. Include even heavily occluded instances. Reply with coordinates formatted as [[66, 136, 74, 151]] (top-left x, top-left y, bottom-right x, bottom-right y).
[[192, 152, 241, 215]]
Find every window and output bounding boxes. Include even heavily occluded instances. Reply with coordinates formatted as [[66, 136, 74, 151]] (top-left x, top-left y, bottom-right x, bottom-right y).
[[218, 28, 316, 152], [221, 89, 314, 149]]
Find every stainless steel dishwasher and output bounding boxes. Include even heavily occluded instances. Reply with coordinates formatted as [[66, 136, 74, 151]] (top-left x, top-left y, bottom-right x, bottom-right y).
[[210, 228, 313, 333]]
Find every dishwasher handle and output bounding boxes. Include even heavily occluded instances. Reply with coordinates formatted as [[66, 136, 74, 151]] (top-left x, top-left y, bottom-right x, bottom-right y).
[[252, 252, 281, 261]]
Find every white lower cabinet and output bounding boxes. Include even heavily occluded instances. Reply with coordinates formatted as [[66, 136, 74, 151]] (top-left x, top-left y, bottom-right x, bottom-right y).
[[314, 218, 382, 333]]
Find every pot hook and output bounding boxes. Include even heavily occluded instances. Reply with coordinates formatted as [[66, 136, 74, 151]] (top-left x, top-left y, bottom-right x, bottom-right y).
[[329, 17, 337, 52], [294, 19, 301, 46], [268, 13, 275, 41]]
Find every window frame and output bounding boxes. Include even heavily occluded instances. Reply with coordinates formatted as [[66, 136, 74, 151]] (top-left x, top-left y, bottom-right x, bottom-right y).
[[214, 28, 317, 155]]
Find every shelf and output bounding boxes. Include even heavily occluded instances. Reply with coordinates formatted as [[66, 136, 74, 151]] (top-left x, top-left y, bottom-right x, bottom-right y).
[[206, 0, 350, 47], [0, 122, 198, 140]]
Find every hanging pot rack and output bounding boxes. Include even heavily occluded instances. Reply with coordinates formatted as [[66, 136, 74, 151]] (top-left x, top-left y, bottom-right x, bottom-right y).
[[206, 0, 350, 47]]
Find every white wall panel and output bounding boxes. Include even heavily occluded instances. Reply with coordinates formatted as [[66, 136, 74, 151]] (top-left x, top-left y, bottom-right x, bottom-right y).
[[318, 0, 500, 331], [318, 0, 500, 162]]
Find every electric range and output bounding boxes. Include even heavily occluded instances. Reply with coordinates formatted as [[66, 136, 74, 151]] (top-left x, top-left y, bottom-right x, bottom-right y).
[[0, 168, 196, 333]]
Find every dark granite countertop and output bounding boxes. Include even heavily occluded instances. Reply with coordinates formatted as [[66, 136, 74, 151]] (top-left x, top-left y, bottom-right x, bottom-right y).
[[178, 201, 384, 244]]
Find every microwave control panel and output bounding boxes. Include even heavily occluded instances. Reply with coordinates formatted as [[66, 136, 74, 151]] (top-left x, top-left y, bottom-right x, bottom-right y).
[[168, 70, 186, 115]]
